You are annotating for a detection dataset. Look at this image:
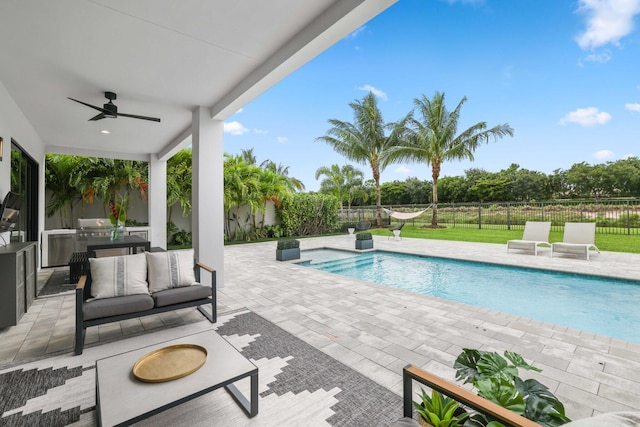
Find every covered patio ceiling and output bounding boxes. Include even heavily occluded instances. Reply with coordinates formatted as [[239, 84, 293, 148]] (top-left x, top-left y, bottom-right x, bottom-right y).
[[0, 0, 397, 160]]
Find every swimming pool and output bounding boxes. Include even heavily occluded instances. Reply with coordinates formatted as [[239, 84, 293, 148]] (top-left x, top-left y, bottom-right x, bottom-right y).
[[300, 249, 640, 343]]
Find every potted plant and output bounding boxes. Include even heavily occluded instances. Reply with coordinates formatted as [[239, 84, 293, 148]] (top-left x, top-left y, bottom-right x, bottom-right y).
[[453, 349, 571, 426], [355, 231, 373, 250], [413, 388, 468, 427], [276, 239, 300, 261]]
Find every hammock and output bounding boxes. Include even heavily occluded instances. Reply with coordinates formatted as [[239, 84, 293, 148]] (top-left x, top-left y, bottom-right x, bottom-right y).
[[382, 207, 429, 220]]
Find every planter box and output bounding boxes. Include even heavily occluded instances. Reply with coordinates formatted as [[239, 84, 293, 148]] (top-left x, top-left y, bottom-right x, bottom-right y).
[[276, 248, 300, 261], [355, 239, 373, 250]]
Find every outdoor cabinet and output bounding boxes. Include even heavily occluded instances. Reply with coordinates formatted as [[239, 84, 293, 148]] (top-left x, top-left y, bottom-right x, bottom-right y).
[[0, 242, 38, 328]]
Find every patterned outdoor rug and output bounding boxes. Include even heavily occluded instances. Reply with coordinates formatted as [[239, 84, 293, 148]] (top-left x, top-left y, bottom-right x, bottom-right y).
[[0, 310, 403, 426], [38, 268, 75, 296]]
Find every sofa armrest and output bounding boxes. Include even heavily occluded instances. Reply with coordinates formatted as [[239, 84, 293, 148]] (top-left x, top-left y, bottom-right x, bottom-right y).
[[196, 261, 215, 273], [194, 262, 216, 288], [76, 275, 87, 290], [75, 276, 87, 355], [194, 261, 217, 322]]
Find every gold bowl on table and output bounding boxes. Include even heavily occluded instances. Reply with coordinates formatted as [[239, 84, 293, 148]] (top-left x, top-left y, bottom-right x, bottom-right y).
[[132, 344, 208, 383]]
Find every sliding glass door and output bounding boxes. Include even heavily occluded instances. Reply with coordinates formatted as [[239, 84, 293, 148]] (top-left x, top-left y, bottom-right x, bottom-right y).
[[10, 140, 38, 242]]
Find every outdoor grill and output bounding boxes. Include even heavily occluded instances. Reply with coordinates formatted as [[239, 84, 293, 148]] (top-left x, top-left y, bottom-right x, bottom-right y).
[[42, 220, 151, 267]]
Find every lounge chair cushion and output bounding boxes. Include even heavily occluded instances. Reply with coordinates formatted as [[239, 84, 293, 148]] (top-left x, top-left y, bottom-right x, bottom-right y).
[[551, 222, 599, 260], [83, 294, 154, 320], [152, 284, 212, 307], [146, 249, 197, 292], [88, 253, 149, 299], [507, 221, 551, 255]]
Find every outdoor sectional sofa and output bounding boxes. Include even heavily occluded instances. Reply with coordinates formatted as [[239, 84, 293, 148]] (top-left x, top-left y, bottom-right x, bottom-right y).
[[75, 249, 216, 355]]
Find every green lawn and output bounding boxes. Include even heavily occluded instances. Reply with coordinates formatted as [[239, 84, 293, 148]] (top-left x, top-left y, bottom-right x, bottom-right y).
[[369, 226, 640, 254]]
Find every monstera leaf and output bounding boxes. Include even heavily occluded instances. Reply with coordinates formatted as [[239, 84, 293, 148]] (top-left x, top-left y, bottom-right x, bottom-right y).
[[504, 351, 542, 373], [476, 353, 519, 382], [453, 348, 486, 384], [476, 378, 525, 415], [515, 378, 571, 426]]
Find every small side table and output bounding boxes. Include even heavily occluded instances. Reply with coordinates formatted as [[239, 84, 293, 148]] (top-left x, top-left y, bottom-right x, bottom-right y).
[[392, 229, 402, 241]]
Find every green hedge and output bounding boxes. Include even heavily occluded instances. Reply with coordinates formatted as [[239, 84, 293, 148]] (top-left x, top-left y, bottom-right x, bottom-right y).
[[278, 193, 339, 236], [276, 239, 300, 250]]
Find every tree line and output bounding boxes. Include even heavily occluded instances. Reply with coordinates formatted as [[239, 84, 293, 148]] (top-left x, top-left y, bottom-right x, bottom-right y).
[[367, 158, 640, 206], [316, 91, 639, 226]]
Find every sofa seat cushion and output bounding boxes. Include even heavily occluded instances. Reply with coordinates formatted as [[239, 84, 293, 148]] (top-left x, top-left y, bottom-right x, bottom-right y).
[[152, 285, 211, 307], [83, 294, 155, 321]]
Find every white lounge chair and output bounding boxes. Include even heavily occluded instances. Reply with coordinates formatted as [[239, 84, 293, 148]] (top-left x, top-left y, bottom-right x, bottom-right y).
[[507, 221, 551, 256], [551, 222, 600, 260]]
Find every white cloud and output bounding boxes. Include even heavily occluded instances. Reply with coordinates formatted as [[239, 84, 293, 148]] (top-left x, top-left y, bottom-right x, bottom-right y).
[[235, 108, 244, 114], [625, 103, 640, 112], [575, 0, 640, 49], [224, 121, 249, 135], [559, 107, 612, 126], [584, 50, 612, 63], [358, 85, 388, 101], [254, 128, 268, 135], [593, 149, 615, 159], [276, 136, 288, 143], [347, 26, 366, 39], [395, 165, 412, 175], [623, 153, 635, 159]]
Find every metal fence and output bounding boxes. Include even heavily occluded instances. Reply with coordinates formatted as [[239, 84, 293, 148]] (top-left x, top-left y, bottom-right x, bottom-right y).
[[340, 199, 640, 235]]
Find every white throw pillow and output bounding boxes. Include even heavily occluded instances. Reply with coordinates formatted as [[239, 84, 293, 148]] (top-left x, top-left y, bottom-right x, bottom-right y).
[[89, 253, 149, 299], [146, 249, 197, 292]]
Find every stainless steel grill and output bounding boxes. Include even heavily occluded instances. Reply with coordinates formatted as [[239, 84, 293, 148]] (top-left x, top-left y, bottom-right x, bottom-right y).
[[75, 218, 111, 252]]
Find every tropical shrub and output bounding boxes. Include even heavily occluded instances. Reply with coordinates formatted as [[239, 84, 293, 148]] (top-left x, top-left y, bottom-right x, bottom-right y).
[[276, 239, 300, 250], [454, 349, 571, 427], [171, 229, 192, 246], [278, 193, 339, 236], [413, 389, 468, 427]]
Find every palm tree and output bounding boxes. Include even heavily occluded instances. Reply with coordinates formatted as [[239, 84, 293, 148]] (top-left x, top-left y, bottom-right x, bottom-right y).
[[316, 92, 403, 226], [167, 148, 192, 224], [69, 157, 148, 216], [393, 92, 514, 226], [261, 160, 305, 192], [315, 164, 347, 208], [315, 164, 365, 211], [45, 154, 81, 228]]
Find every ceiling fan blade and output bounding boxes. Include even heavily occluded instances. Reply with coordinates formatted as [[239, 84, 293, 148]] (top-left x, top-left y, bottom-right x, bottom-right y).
[[89, 113, 107, 121], [68, 97, 106, 113], [117, 112, 161, 122]]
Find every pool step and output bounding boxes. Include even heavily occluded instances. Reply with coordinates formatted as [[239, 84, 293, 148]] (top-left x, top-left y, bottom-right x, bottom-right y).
[[313, 254, 375, 273]]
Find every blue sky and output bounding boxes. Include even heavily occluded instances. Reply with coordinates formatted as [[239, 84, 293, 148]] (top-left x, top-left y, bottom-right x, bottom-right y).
[[223, 0, 640, 192]]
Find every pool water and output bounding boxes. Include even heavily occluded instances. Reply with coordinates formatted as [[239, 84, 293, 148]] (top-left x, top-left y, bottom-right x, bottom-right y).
[[300, 249, 640, 343]]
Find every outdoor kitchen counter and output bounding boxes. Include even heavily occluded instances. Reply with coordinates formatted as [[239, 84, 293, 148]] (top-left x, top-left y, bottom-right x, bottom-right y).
[[41, 226, 150, 267]]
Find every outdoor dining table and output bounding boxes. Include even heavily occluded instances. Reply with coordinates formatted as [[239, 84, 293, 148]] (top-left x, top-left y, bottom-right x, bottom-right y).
[[86, 235, 151, 258]]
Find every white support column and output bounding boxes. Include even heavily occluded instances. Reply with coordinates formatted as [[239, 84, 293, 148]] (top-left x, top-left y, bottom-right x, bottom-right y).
[[192, 107, 224, 286], [148, 154, 167, 250]]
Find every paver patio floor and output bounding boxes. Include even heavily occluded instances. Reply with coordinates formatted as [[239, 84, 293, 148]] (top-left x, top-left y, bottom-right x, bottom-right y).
[[2, 236, 639, 421]]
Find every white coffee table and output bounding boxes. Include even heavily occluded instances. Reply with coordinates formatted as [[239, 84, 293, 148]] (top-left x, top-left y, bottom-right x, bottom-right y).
[[96, 330, 258, 426]]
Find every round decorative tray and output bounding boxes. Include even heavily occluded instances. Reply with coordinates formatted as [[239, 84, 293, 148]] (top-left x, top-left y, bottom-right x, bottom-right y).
[[132, 344, 208, 383]]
